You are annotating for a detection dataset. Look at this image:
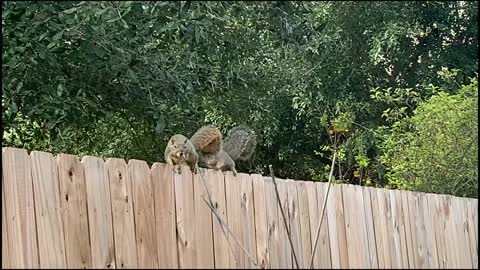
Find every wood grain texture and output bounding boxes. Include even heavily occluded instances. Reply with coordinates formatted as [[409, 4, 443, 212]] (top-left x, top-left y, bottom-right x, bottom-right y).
[[297, 181, 312, 268], [436, 195, 456, 269], [239, 173, 258, 269], [209, 169, 231, 268], [312, 182, 332, 269], [30, 151, 66, 268], [264, 176, 281, 269], [2, 147, 479, 270], [401, 190, 415, 269], [374, 188, 392, 268], [405, 191, 420, 268], [451, 196, 473, 268], [174, 165, 196, 268], [397, 190, 410, 268], [465, 199, 478, 268], [431, 194, 447, 268], [151, 163, 178, 269], [106, 158, 137, 268], [422, 193, 439, 268], [342, 184, 370, 268], [326, 184, 348, 269], [82, 156, 116, 269], [252, 174, 269, 268], [409, 192, 429, 268], [287, 179, 303, 268], [472, 200, 478, 248], [2, 147, 39, 268], [57, 154, 92, 269], [385, 189, 401, 268], [2, 164, 12, 269], [193, 168, 215, 268], [362, 187, 378, 268], [306, 181, 320, 268], [276, 179, 292, 268], [443, 195, 459, 268], [225, 172, 244, 268], [129, 159, 158, 268], [390, 189, 409, 268], [355, 185, 372, 268]]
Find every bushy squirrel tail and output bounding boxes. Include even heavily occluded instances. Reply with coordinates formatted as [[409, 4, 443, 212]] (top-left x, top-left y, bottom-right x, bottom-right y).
[[189, 126, 222, 153], [223, 125, 257, 161]]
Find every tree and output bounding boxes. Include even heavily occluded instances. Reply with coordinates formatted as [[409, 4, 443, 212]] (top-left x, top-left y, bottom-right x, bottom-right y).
[[379, 76, 478, 198], [2, 1, 478, 197]]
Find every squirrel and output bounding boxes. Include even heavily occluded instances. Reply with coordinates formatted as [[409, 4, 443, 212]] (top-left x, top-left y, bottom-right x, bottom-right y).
[[223, 125, 257, 161], [189, 125, 223, 154], [202, 150, 238, 176], [163, 126, 223, 174], [195, 125, 257, 175], [164, 134, 199, 174]]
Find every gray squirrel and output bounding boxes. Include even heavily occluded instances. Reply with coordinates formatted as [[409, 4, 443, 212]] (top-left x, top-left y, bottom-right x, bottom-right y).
[[196, 125, 257, 176], [164, 125, 257, 175]]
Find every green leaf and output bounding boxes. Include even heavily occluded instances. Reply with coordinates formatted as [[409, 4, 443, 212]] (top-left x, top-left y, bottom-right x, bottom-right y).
[[16, 82, 24, 92], [57, 84, 64, 97], [63, 7, 78, 14], [94, 8, 110, 17], [107, 16, 121, 23], [195, 25, 200, 43], [52, 31, 64, 41], [127, 69, 137, 82], [47, 42, 56, 50], [38, 32, 48, 41], [155, 115, 165, 134], [157, 22, 174, 33], [11, 101, 18, 113]]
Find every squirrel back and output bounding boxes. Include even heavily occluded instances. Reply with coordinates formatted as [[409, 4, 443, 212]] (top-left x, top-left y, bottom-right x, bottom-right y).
[[189, 125, 222, 153], [200, 150, 237, 176], [223, 125, 257, 161]]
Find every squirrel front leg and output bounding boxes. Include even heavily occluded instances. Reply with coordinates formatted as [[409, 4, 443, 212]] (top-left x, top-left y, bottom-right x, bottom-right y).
[[165, 154, 180, 173], [193, 162, 199, 174], [165, 155, 181, 173], [189, 161, 199, 174], [188, 151, 199, 174]]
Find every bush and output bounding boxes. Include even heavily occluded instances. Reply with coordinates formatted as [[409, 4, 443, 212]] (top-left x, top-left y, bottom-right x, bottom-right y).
[[380, 77, 478, 198]]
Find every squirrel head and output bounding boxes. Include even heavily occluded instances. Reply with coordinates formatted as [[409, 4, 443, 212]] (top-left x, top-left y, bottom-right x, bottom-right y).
[[170, 136, 189, 161]]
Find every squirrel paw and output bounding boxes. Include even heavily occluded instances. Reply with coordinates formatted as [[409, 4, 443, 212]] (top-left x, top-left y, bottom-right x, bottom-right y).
[[175, 165, 182, 174]]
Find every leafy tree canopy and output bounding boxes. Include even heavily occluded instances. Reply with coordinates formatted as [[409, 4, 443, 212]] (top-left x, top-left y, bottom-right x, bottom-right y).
[[3, 1, 478, 198]]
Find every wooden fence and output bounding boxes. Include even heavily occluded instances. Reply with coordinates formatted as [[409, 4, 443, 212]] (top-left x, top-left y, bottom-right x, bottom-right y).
[[2, 147, 478, 269]]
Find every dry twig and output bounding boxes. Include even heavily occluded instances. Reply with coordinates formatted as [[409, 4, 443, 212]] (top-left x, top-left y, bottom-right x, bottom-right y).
[[269, 165, 300, 269]]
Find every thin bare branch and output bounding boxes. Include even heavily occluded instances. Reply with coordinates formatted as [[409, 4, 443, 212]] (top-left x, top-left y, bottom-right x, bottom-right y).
[[269, 165, 300, 269], [309, 150, 337, 269], [201, 195, 260, 268], [197, 170, 239, 266]]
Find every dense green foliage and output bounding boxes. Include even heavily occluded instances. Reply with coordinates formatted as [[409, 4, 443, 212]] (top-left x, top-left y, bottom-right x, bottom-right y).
[[2, 1, 478, 197], [379, 76, 478, 197]]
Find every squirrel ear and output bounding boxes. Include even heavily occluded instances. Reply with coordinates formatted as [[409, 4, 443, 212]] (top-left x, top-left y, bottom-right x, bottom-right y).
[[184, 138, 188, 144], [171, 137, 175, 144]]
